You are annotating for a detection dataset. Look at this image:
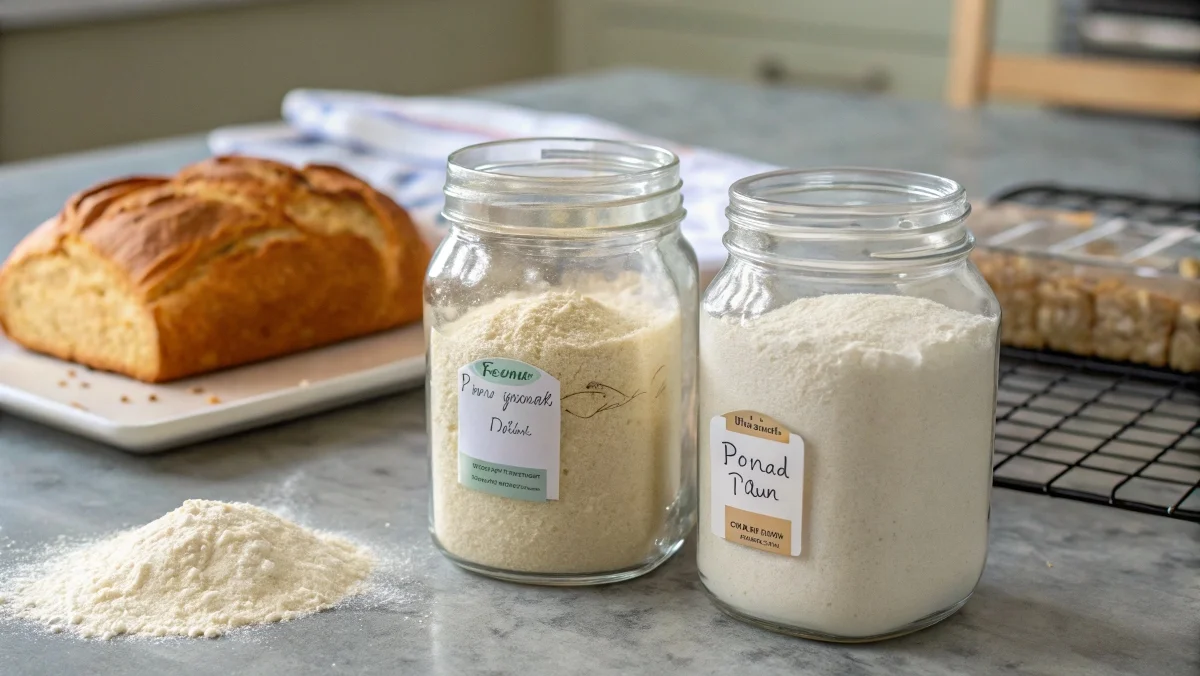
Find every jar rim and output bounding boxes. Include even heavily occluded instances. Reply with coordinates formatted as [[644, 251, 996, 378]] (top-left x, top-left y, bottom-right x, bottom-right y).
[[444, 138, 685, 236], [723, 167, 974, 271], [446, 137, 680, 189], [728, 167, 966, 225]]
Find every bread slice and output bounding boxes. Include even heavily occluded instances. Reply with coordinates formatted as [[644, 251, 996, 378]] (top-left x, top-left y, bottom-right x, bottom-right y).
[[0, 156, 429, 382]]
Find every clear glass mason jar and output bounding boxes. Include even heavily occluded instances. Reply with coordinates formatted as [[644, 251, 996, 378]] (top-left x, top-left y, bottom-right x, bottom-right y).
[[425, 138, 699, 585], [697, 168, 1000, 641]]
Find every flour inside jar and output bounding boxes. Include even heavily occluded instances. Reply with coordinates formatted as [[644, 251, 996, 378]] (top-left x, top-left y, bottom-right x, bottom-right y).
[[430, 290, 682, 575], [699, 293, 998, 638]]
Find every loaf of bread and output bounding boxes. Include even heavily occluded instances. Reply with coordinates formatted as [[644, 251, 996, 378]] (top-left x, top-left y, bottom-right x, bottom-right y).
[[0, 156, 429, 382]]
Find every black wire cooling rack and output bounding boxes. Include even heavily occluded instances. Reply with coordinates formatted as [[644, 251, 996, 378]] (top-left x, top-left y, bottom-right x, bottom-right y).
[[988, 184, 1200, 522], [991, 183, 1200, 227], [994, 349, 1199, 521]]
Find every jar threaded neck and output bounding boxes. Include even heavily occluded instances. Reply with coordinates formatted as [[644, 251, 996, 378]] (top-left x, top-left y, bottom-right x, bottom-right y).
[[724, 168, 973, 271], [443, 137, 685, 236]]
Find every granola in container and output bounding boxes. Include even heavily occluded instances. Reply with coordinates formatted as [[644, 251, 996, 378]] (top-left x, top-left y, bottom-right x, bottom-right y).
[[969, 202, 1200, 372]]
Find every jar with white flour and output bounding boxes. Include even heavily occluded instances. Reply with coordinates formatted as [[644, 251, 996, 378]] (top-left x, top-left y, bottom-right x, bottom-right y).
[[426, 138, 698, 585], [699, 168, 1000, 641]]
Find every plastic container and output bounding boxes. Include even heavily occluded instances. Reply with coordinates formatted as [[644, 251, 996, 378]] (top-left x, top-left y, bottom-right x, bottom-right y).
[[969, 202, 1200, 372]]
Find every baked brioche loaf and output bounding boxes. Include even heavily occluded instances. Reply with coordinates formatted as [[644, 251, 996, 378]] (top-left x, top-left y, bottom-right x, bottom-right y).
[[0, 156, 429, 382]]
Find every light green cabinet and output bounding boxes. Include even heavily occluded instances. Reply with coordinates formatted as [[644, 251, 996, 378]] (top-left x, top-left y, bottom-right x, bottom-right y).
[[557, 0, 1056, 100], [0, 0, 554, 161]]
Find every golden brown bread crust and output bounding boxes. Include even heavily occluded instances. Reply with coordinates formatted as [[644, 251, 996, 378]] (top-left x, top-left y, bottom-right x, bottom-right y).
[[0, 156, 429, 382]]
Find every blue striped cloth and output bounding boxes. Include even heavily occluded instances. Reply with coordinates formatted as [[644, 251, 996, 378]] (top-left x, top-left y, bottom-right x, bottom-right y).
[[208, 89, 777, 273]]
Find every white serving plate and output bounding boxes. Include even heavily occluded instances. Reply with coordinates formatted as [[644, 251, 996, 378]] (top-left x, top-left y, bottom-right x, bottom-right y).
[[0, 325, 425, 453]]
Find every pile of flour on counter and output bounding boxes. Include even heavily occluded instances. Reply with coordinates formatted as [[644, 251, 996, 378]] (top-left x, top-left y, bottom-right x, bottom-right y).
[[1, 499, 373, 639]]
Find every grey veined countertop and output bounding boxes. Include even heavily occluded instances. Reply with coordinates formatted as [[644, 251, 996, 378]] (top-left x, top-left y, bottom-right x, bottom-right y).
[[1, 69, 1198, 676]]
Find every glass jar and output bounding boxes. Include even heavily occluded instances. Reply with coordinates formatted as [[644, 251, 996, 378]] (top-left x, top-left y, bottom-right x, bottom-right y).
[[697, 168, 1000, 641], [425, 138, 698, 585]]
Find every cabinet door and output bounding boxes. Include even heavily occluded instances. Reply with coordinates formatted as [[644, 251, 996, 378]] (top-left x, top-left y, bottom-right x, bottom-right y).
[[595, 23, 948, 98]]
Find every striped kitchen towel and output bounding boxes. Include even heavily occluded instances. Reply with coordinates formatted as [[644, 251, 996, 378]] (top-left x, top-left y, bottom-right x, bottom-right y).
[[207, 89, 777, 272]]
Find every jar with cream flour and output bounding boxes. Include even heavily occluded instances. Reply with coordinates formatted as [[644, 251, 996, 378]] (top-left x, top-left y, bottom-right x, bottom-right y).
[[698, 168, 1000, 641], [426, 138, 698, 585]]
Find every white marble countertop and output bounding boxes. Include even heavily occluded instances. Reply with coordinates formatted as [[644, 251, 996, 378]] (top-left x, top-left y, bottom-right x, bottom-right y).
[[0, 70, 1198, 675]]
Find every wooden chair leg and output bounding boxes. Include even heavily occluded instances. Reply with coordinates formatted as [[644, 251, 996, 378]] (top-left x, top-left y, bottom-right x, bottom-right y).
[[947, 0, 997, 108]]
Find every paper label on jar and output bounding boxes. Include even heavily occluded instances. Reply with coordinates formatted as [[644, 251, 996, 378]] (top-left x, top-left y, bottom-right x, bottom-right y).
[[457, 358, 561, 501], [709, 411, 804, 556]]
